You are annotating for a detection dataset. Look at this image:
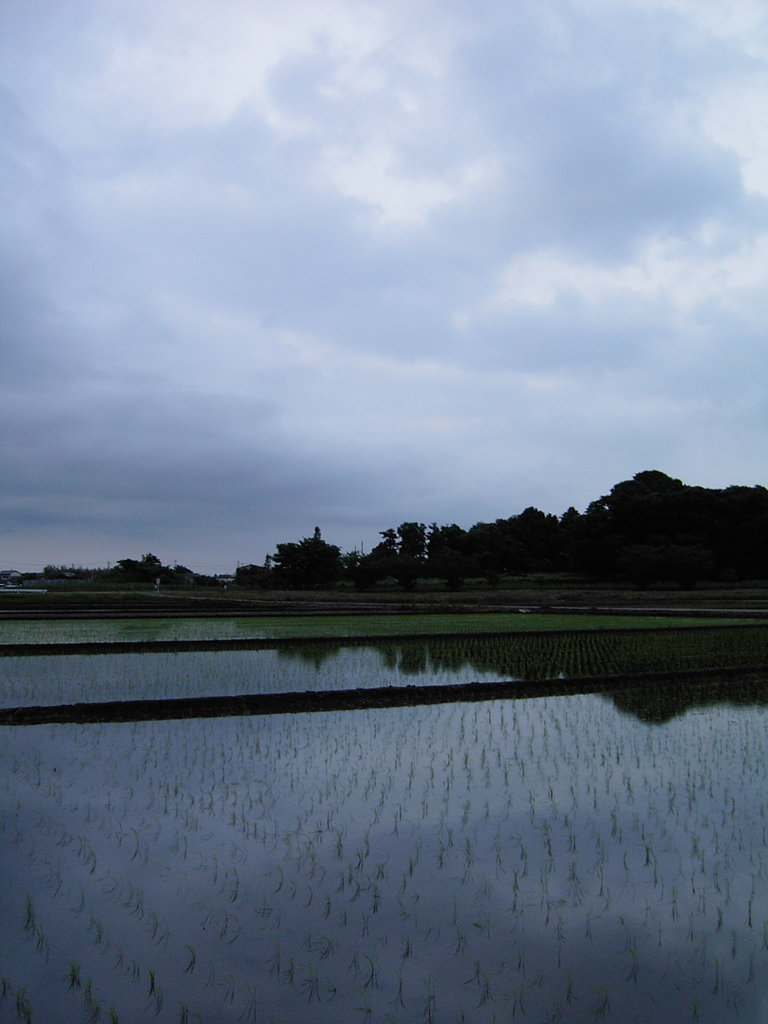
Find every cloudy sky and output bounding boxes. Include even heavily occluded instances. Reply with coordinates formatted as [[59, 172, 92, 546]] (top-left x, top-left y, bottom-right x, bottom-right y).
[[2, 0, 768, 571]]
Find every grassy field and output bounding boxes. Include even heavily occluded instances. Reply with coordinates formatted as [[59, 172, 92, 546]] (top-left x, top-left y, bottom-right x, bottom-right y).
[[0, 611, 762, 645]]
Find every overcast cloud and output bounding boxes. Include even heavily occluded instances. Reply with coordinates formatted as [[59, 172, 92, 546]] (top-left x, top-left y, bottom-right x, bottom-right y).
[[2, 0, 768, 570]]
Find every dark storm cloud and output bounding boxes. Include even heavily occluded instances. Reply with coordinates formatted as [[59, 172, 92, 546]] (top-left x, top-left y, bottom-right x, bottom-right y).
[[1, 0, 767, 568]]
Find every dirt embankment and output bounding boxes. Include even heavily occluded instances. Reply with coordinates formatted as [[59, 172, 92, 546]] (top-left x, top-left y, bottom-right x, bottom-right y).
[[2, 665, 767, 727]]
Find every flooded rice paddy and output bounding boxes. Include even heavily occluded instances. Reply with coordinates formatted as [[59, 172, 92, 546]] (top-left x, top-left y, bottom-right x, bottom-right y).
[[2, 630, 768, 1022], [2, 627, 767, 710]]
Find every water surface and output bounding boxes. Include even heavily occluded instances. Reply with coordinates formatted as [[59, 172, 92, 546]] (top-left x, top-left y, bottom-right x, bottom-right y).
[[2, 628, 767, 710], [1, 674, 767, 1023]]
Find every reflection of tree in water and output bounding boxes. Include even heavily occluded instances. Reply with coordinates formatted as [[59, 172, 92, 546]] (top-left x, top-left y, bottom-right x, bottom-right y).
[[275, 638, 506, 675], [274, 628, 768, 683], [393, 643, 428, 674], [375, 644, 398, 671], [274, 633, 768, 729], [391, 628, 768, 683], [606, 675, 768, 725], [276, 643, 344, 670]]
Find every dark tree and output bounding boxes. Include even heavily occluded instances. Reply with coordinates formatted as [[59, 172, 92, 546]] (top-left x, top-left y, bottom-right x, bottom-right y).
[[240, 468, 768, 593], [373, 529, 398, 556], [340, 550, 379, 591], [569, 470, 768, 584], [235, 564, 274, 590], [428, 550, 479, 590], [109, 553, 190, 585], [271, 528, 342, 590], [396, 522, 427, 561], [616, 544, 716, 589]]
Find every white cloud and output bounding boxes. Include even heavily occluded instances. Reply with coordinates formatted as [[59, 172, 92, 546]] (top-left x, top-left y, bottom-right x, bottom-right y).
[[468, 229, 768, 317], [703, 77, 768, 198], [322, 143, 494, 224], [2, 0, 445, 145]]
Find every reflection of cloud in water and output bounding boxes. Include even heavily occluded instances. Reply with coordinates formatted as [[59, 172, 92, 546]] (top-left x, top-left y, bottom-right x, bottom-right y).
[[1, 694, 767, 1021], [3, 632, 768, 725]]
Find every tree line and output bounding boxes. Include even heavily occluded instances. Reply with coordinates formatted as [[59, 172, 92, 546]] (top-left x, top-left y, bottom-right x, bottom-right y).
[[235, 471, 768, 591], [34, 554, 222, 588], [26, 471, 768, 592]]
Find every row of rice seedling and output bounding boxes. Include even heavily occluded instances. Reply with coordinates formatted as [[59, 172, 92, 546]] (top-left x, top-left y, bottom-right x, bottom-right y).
[[267, 625, 768, 682], [2, 626, 765, 713], [2, 668, 768, 1021], [386, 625, 768, 680]]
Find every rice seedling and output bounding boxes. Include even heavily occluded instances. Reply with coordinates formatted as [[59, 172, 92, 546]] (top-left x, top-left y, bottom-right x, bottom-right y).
[[22, 896, 35, 936], [2, 642, 768, 1022], [64, 962, 82, 993], [0, 977, 12, 1006], [14, 988, 33, 1024]]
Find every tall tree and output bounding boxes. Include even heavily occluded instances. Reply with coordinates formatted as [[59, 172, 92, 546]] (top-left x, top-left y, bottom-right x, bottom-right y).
[[271, 528, 342, 590]]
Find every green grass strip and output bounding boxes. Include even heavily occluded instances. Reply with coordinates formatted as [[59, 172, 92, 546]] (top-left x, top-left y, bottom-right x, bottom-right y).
[[0, 612, 761, 645]]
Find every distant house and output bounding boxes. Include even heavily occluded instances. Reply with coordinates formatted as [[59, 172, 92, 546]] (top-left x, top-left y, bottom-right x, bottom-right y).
[[0, 569, 22, 585]]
